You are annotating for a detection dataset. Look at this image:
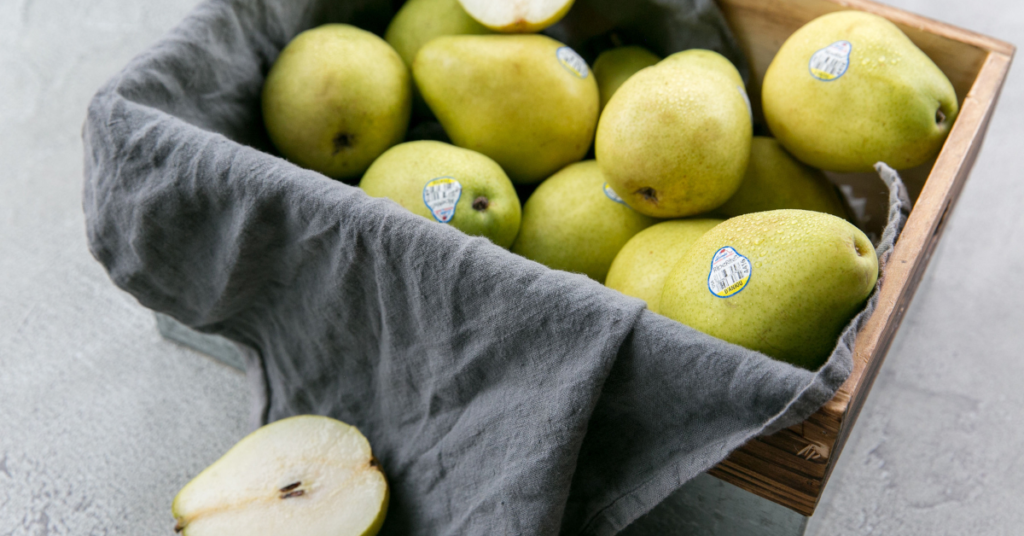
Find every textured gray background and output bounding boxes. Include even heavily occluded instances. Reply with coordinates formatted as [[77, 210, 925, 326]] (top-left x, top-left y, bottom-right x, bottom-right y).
[[0, 0, 1019, 534]]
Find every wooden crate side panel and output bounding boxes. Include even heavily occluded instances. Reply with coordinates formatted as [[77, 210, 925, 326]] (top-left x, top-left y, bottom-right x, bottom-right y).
[[707, 0, 1015, 514], [817, 50, 1014, 487]]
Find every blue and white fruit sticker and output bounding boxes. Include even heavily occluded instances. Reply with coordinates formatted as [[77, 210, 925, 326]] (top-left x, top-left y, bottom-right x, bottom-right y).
[[603, 182, 626, 204], [707, 246, 752, 298], [423, 177, 462, 223], [808, 40, 852, 81], [557, 46, 589, 78]]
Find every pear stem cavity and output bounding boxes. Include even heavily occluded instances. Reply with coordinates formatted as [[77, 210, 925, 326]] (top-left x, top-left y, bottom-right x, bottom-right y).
[[637, 187, 658, 204], [936, 108, 946, 125], [472, 196, 490, 211], [332, 132, 354, 154]]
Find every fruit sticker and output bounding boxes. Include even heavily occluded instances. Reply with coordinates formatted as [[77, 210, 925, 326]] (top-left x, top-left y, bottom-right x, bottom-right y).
[[556, 46, 589, 79], [422, 177, 462, 223], [707, 246, 752, 298], [603, 182, 626, 204], [808, 40, 852, 81]]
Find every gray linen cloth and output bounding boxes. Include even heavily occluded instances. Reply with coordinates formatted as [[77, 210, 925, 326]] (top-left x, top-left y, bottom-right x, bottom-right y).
[[81, 0, 909, 533]]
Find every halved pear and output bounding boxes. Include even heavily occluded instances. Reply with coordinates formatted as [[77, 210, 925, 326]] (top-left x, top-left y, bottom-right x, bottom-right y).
[[457, 0, 575, 33], [172, 415, 388, 536]]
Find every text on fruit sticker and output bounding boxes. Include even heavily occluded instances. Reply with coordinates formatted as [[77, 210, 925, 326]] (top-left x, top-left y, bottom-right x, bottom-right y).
[[556, 47, 589, 79], [808, 40, 852, 81], [603, 182, 626, 204], [423, 177, 462, 223], [707, 246, 752, 298]]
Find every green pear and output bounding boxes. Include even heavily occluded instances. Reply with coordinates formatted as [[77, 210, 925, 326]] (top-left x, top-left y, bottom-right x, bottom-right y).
[[660, 210, 878, 370], [457, 0, 575, 33], [512, 160, 656, 283], [413, 35, 599, 184], [596, 49, 752, 218], [360, 141, 522, 248], [762, 11, 958, 172], [385, 0, 494, 119], [605, 219, 722, 313], [385, 0, 492, 68], [716, 136, 847, 218], [593, 46, 660, 110], [263, 24, 411, 181], [172, 415, 388, 536]]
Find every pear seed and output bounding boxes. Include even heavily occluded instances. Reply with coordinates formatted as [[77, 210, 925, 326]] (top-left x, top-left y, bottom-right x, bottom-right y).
[[280, 482, 301, 492]]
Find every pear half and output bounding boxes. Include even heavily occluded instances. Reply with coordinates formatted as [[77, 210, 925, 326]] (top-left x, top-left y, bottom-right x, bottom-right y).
[[172, 415, 388, 536], [458, 0, 574, 33]]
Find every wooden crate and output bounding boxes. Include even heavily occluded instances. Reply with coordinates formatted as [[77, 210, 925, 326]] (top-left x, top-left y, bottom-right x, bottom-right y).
[[706, 0, 1015, 516]]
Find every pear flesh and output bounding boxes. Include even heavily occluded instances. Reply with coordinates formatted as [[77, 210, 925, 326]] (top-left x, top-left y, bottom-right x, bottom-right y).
[[605, 219, 722, 313], [360, 141, 522, 248], [512, 160, 656, 283], [593, 46, 660, 111], [414, 35, 599, 184], [171, 415, 388, 536], [659, 210, 878, 370], [458, 0, 575, 33], [762, 11, 959, 172], [716, 136, 847, 218], [596, 49, 752, 218]]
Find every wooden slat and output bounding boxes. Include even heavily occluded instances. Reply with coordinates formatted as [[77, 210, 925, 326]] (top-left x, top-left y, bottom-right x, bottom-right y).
[[707, 0, 1016, 516]]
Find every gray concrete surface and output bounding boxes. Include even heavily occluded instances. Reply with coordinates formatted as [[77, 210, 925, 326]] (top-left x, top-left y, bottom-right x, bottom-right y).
[[0, 0, 1020, 534]]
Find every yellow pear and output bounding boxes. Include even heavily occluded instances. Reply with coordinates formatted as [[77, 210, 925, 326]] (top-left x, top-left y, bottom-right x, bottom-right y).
[[413, 35, 599, 184], [660, 210, 878, 370], [605, 219, 722, 313], [360, 141, 522, 248], [262, 24, 410, 180], [596, 49, 752, 218], [593, 46, 660, 111], [385, 0, 492, 68], [762, 11, 959, 172], [512, 161, 656, 283], [716, 136, 846, 218]]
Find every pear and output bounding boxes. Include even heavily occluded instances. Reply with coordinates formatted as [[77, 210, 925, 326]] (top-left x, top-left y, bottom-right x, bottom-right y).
[[360, 141, 521, 248], [262, 24, 410, 181], [414, 35, 599, 184], [593, 46, 660, 111], [661, 48, 745, 87], [458, 0, 575, 33], [605, 219, 722, 313], [512, 160, 656, 283], [172, 415, 388, 536], [596, 49, 752, 218], [762, 11, 958, 172], [385, 0, 492, 68], [716, 136, 846, 218], [386, 0, 492, 120], [660, 210, 878, 370]]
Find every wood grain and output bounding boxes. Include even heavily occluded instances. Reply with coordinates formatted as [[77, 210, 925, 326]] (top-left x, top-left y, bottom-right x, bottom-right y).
[[709, 0, 1015, 516]]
